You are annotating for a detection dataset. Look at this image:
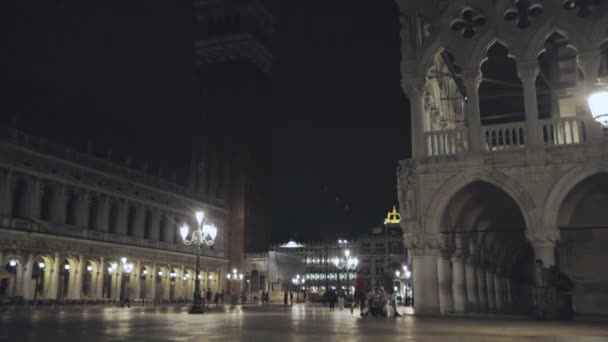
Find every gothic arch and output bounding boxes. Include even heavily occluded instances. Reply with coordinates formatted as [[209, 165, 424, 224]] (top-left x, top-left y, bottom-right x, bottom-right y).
[[542, 164, 608, 230], [424, 169, 538, 236], [591, 14, 608, 48], [469, 32, 519, 71], [524, 25, 578, 61]]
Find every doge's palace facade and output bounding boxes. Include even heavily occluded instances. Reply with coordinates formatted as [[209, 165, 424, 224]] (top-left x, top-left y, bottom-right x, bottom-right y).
[[0, 126, 228, 302], [396, 0, 608, 316]]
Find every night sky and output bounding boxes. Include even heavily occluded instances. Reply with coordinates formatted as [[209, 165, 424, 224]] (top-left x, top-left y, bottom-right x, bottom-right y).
[[2, 1, 410, 244]]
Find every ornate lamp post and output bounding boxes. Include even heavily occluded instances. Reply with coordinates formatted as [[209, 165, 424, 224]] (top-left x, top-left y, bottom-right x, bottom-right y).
[[333, 249, 359, 294], [226, 268, 244, 295], [180, 211, 218, 314]]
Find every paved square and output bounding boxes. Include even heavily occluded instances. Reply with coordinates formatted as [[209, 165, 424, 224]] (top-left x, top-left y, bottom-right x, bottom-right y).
[[2, 305, 608, 341]]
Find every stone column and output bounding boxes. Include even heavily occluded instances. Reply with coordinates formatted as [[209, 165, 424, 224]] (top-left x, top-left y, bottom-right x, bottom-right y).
[[74, 255, 85, 299], [22, 253, 34, 299], [96, 257, 105, 299], [528, 228, 559, 285], [517, 61, 541, 146], [462, 69, 483, 153], [506, 278, 513, 308], [151, 263, 157, 300], [48, 253, 61, 300], [476, 266, 488, 313], [437, 253, 454, 314], [494, 273, 503, 312], [451, 252, 467, 313], [403, 79, 427, 158], [132, 260, 141, 299], [465, 257, 479, 313], [411, 248, 440, 315], [486, 269, 496, 313], [29, 177, 42, 219], [14, 259, 26, 297]]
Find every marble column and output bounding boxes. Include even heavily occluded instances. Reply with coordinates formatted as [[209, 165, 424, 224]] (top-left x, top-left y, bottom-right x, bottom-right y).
[[437, 253, 454, 314], [451, 253, 467, 313], [70, 256, 85, 299], [465, 256, 479, 312], [96, 257, 105, 299], [506, 279, 513, 308], [14, 259, 25, 297], [132, 261, 141, 299], [477, 266, 488, 313], [403, 79, 427, 158], [462, 69, 483, 153], [412, 249, 440, 315], [22, 254, 34, 299], [151, 263, 157, 300], [486, 269, 496, 312], [48, 253, 61, 300], [494, 273, 503, 312], [517, 61, 541, 146]]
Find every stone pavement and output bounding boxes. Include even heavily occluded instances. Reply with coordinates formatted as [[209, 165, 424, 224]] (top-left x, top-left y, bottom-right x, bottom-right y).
[[1, 304, 608, 341]]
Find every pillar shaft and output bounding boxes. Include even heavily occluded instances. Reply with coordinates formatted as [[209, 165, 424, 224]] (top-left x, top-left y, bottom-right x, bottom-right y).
[[465, 261, 479, 312], [437, 255, 454, 314], [486, 271, 496, 312], [494, 274, 503, 312], [412, 252, 440, 315], [451, 255, 467, 313], [476, 268, 488, 312], [463, 70, 483, 153]]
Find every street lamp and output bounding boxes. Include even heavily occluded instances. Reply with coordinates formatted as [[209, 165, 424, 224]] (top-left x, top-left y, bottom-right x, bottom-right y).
[[588, 82, 608, 133], [180, 211, 218, 314], [333, 249, 358, 294]]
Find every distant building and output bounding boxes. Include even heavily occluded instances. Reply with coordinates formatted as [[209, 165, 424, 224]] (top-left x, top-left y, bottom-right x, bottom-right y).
[[267, 207, 411, 297]]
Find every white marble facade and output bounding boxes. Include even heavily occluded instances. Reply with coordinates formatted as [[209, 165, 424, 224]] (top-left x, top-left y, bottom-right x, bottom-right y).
[[396, 0, 608, 316]]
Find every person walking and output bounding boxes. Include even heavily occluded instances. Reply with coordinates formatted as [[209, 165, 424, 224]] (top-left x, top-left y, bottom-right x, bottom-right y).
[[284, 290, 288, 306], [206, 289, 212, 307], [289, 292, 294, 306], [353, 270, 366, 315], [328, 289, 337, 311], [338, 290, 345, 311]]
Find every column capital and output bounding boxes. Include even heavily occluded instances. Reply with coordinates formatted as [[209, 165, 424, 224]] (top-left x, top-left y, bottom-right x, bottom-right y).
[[526, 228, 559, 247], [401, 77, 426, 97], [451, 249, 467, 263], [404, 231, 443, 256]]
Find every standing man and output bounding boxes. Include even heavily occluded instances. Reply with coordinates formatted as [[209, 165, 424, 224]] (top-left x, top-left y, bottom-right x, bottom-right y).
[[383, 266, 401, 317], [353, 269, 366, 315]]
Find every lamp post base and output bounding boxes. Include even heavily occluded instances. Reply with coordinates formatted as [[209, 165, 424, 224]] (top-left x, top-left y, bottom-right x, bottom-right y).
[[189, 305, 204, 314]]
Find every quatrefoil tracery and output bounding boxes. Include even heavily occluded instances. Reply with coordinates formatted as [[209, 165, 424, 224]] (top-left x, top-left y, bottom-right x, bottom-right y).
[[504, 0, 544, 29], [450, 7, 487, 39]]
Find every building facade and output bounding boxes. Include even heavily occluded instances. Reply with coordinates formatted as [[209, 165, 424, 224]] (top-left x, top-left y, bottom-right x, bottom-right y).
[[269, 208, 410, 296], [0, 126, 229, 302], [396, 0, 608, 316]]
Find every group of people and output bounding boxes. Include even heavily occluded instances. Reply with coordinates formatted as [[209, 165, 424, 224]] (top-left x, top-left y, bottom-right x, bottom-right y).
[[320, 269, 404, 317]]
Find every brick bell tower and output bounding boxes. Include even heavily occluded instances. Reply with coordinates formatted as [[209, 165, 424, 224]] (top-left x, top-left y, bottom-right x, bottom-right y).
[[190, 0, 274, 276]]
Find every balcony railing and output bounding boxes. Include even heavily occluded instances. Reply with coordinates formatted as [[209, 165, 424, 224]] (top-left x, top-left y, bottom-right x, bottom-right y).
[[424, 128, 468, 156], [540, 117, 586, 145], [482, 122, 525, 151]]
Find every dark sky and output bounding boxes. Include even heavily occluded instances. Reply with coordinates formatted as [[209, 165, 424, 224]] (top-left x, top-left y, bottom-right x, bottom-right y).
[[2, 0, 410, 243]]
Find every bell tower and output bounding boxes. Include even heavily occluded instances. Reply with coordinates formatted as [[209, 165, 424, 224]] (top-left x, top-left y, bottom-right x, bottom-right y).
[[191, 0, 274, 272]]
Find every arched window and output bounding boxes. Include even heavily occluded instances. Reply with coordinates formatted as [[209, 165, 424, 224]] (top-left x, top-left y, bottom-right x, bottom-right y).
[[127, 206, 136, 236], [108, 202, 119, 234], [143, 210, 153, 239], [159, 215, 167, 242], [39, 185, 54, 220], [88, 196, 100, 230], [65, 191, 78, 225], [479, 42, 525, 125], [11, 179, 28, 218]]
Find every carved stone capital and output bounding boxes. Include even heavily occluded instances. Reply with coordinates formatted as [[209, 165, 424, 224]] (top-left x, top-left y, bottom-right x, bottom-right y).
[[404, 231, 443, 256], [451, 249, 467, 263], [461, 69, 482, 89], [526, 228, 559, 247], [517, 61, 539, 82]]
